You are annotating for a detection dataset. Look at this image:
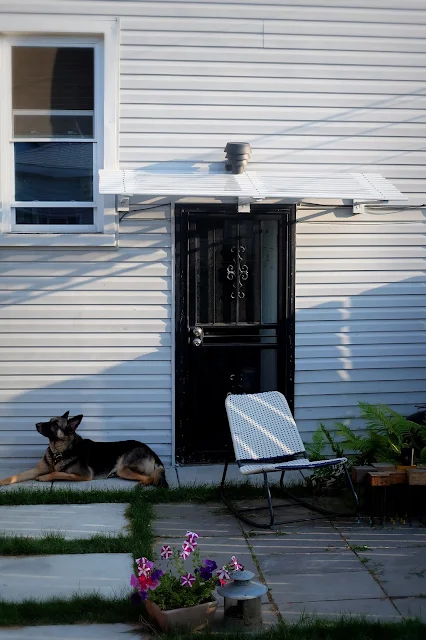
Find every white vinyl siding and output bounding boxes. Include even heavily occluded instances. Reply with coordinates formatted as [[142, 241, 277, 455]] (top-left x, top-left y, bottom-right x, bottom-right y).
[[0, 204, 172, 465], [0, 0, 425, 461]]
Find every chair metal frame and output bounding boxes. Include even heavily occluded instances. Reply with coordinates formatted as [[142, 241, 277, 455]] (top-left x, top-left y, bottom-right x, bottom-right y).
[[220, 391, 360, 529]]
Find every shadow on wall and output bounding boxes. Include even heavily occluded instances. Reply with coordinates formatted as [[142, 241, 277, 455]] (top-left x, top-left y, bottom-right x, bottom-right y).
[[0, 245, 425, 465]]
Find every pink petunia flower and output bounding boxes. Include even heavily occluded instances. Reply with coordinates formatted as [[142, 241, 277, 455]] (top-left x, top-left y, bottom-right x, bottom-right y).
[[130, 573, 139, 589], [186, 531, 200, 545], [160, 545, 172, 560], [216, 566, 230, 581], [180, 541, 195, 559], [230, 555, 243, 571], [136, 557, 154, 577], [181, 573, 196, 587]]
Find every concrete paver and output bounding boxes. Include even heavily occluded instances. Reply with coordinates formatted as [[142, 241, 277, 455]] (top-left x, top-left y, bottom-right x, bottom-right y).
[[0, 626, 142, 640], [0, 554, 133, 602], [0, 504, 129, 540], [278, 597, 402, 622], [152, 503, 242, 537], [393, 598, 426, 621]]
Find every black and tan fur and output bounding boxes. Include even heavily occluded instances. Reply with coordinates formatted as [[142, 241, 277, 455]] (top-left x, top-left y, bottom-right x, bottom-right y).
[[0, 412, 168, 488]]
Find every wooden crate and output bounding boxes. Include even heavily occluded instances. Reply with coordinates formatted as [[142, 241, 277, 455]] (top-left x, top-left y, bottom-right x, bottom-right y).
[[372, 463, 396, 472], [351, 466, 375, 483], [389, 471, 407, 485], [407, 469, 426, 486], [368, 472, 392, 487]]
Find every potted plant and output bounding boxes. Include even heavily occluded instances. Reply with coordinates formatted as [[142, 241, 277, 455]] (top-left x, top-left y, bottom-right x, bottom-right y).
[[130, 530, 244, 632]]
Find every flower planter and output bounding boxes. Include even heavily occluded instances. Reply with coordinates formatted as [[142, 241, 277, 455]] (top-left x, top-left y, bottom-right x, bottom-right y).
[[144, 598, 218, 632]]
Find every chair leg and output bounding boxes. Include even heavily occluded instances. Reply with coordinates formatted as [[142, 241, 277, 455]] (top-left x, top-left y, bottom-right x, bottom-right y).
[[221, 461, 229, 491], [264, 472, 275, 528], [343, 463, 360, 522]]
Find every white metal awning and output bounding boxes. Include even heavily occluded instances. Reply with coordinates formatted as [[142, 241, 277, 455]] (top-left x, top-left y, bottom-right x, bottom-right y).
[[99, 169, 406, 203]]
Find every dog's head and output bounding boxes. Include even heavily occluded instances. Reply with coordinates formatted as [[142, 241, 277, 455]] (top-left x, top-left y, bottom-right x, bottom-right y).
[[36, 411, 83, 445]]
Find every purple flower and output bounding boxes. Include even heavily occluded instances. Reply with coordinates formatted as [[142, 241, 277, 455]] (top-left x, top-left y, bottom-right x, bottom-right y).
[[151, 569, 163, 581], [203, 559, 217, 572], [199, 566, 212, 580], [130, 591, 143, 605], [130, 573, 139, 589], [140, 590, 149, 601]]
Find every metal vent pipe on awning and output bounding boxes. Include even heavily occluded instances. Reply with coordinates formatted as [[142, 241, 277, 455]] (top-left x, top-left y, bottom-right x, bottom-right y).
[[225, 142, 251, 174]]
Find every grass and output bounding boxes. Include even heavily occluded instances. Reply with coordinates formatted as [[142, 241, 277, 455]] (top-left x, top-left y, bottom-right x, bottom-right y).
[[161, 619, 426, 640]]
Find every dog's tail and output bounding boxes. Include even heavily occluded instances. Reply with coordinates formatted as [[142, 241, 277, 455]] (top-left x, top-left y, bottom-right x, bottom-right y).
[[152, 466, 169, 489]]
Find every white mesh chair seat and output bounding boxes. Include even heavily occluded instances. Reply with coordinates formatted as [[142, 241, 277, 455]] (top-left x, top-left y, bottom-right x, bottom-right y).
[[225, 391, 346, 474]]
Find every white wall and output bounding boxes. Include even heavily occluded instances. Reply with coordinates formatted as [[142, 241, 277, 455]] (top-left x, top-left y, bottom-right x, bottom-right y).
[[0, 0, 425, 460]]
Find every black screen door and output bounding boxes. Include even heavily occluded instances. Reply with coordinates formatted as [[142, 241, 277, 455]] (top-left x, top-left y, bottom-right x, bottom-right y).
[[175, 204, 295, 463]]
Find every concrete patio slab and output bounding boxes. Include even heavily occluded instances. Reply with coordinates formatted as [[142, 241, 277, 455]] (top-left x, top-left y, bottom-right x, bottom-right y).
[[248, 531, 348, 553], [0, 504, 129, 540], [335, 526, 426, 550], [0, 625, 142, 640], [393, 597, 426, 621], [0, 553, 133, 602], [152, 503, 243, 537], [252, 548, 365, 574], [278, 597, 401, 622], [260, 569, 385, 604], [176, 464, 266, 486]]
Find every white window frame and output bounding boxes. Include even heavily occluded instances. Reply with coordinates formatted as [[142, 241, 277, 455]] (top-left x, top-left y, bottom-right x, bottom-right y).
[[0, 17, 118, 247]]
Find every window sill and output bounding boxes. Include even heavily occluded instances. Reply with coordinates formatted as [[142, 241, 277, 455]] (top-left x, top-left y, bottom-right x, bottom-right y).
[[0, 232, 118, 248]]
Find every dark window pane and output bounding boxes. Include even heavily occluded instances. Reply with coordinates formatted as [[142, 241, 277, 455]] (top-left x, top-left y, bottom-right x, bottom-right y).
[[12, 47, 94, 111], [16, 207, 93, 225], [14, 114, 93, 138], [15, 142, 93, 202]]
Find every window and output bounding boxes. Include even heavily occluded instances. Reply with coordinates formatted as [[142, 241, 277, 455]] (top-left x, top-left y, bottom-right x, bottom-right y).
[[2, 37, 104, 233]]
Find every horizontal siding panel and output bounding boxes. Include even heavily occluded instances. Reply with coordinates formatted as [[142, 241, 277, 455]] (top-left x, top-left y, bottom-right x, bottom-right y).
[[121, 147, 426, 164], [296, 210, 425, 223], [296, 380, 426, 396], [121, 133, 426, 152], [0, 292, 170, 305], [119, 236, 171, 248], [0, 262, 171, 277], [119, 220, 171, 234], [296, 271, 426, 284], [0, 375, 171, 390], [0, 305, 170, 320], [296, 392, 425, 409], [0, 403, 172, 417], [122, 75, 426, 95], [0, 362, 172, 376], [121, 16, 262, 33], [0, 249, 171, 263], [122, 45, 426, 68], [122, 31, 263, 48], [296, 295, 426, 309], [296, 307, 426, 321], [0, 431, 171, 445], [121, 104, 426, 123], [0, 416, 171, 430], [0, 319, 170, 333], [296, 331, 426, 346], [297, 234, 426, 247], [0, 347, 171, 362], [0, 446, 171, 460], [0, 276, 170, 291], [121, 59, 426, 82], [297, 320, 426, 334], [296, 367, 426, 384], [298, 259, 426, 270], [120, 119, 426, 138], [295, 355, 426, 370], [296, 344, 426, 358], [0, 389, 171, 403], [121, 90, 426, 109], [264, 34, 426, 53], [265, 20, 426, 39], [295, 282, 426, 296], [297, 247, 426, 258], [0, 334, 171, 348], [295, 404, 421, 421]]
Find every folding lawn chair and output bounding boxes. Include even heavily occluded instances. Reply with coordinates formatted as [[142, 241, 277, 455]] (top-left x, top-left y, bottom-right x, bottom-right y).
[[220, 391, 360, 528]]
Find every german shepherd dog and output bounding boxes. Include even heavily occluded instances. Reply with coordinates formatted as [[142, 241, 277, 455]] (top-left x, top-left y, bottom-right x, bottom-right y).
[[0, 412, 168, 488]]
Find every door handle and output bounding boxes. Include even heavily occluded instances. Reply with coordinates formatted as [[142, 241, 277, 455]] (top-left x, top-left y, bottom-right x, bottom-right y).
[[190, 326, 204, 347]]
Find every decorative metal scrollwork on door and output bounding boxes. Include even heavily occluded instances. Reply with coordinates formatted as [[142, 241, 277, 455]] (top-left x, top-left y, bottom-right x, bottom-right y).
[[227, 245, 249, 299]]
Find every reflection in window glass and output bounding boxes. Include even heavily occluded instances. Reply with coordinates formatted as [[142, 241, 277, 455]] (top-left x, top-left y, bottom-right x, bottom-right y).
[[14, 115, 93, 139], [15, 142, 93, 202], [15, 207, 94, 225]]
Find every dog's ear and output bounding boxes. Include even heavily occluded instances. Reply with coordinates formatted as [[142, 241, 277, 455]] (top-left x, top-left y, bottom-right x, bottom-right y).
[[62, 411, 70, 419], [67, 414, 83, 431]]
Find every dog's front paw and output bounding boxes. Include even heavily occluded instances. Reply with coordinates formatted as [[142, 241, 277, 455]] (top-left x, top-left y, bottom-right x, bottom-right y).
[[36, 474, 53, 482]]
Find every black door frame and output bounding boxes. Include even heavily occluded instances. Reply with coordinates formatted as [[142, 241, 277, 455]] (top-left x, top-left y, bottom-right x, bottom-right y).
[[174, 202, 296, 463]]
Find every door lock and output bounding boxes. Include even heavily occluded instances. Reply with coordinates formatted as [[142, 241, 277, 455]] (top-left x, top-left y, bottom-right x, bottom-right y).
[[190, 326, 204, 347]]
